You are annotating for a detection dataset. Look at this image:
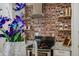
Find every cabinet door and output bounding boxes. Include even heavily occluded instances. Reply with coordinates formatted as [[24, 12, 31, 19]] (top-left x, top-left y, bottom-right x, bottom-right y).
[[53, 50, 70, 56]]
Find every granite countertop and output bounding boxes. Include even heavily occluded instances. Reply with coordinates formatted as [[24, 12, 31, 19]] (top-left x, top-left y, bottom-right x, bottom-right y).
[[26, 40, 71, 51], [51, 42, 71, 51]]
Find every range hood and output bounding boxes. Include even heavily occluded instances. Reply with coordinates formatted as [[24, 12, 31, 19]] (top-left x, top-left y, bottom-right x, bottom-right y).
[[27, 3, 44, 18]]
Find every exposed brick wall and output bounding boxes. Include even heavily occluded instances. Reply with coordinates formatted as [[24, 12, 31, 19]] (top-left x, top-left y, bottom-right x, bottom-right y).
[[25, 3, 71, 41]]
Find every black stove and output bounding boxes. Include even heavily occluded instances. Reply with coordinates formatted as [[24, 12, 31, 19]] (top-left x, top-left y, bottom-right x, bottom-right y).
[[35, 36, 55, 49]]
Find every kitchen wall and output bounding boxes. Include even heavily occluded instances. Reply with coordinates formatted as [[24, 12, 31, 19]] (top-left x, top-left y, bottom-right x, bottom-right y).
[[71, 3, 79, 56], [26, 3, 71, 42]]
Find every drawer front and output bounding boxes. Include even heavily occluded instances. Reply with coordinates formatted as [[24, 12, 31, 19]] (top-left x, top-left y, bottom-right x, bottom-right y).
[[53, 50, 70, 56]]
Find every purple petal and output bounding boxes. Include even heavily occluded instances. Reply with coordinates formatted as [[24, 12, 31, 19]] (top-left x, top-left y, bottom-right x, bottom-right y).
[[1, 20, 5, 24]]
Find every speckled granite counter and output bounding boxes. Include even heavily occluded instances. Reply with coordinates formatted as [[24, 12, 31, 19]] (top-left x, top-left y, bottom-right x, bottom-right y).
[[26, 41, 71, 51], [51, 42, 71, 51]]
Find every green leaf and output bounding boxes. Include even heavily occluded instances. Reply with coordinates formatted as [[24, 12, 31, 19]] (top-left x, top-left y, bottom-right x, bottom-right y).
[[0, 29, 10, 41], [0, 28, 24, 42], [20, 36, 24, 41], [13, 32, 21, 42]]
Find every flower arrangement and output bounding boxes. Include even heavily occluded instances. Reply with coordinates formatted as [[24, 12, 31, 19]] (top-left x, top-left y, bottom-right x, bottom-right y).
[[0, 15, 25, 42], [0, 3, 26, 42]]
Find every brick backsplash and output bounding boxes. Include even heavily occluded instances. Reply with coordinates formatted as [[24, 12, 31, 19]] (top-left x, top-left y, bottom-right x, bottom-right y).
[[25, 3, 71, 41]]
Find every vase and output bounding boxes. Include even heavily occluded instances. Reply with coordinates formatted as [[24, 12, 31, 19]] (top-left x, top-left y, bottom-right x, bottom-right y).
[[14, 41, 26, 56], [3, 41, 26, 56], [0, 38, 5, 56], [3, 42, 14, 56]]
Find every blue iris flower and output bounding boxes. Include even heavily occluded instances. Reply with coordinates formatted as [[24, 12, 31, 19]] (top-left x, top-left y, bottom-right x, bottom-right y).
[[0, 16, 10, 28], [8, 15, 25, 37], [0, 3, 26, 40], [14, 3, 26, 11], [0, 15, 25, 37]]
